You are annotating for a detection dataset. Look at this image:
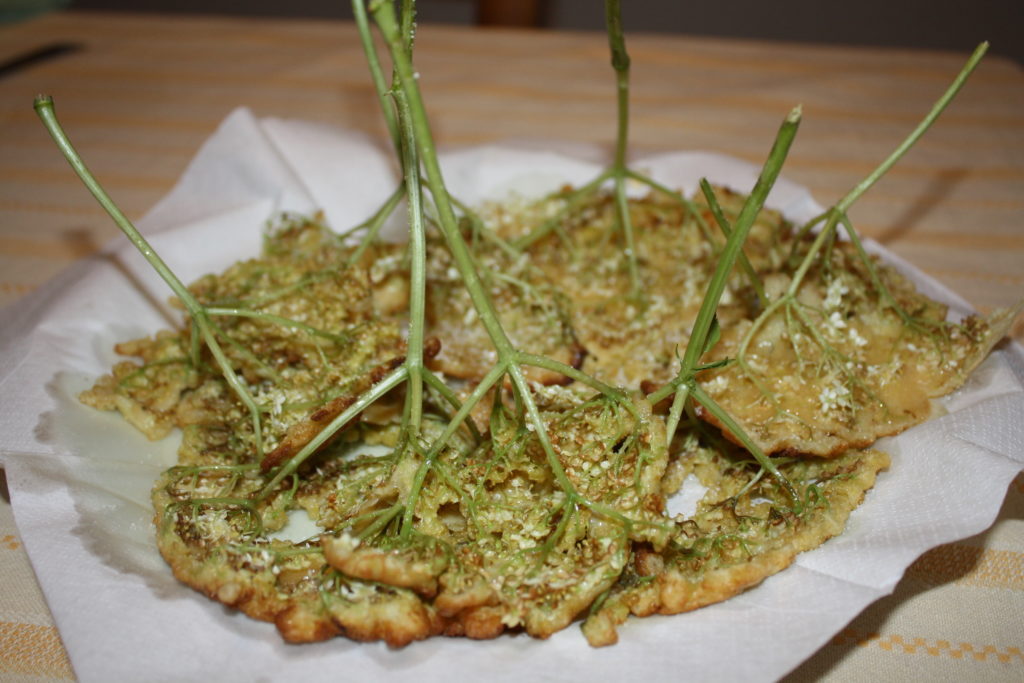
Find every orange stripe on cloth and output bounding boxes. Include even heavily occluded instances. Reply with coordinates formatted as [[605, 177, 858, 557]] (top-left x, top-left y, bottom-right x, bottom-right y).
[[0, 621, 74, 679], [906, 545, 1024, 590], [830, 629, 1024, 663]]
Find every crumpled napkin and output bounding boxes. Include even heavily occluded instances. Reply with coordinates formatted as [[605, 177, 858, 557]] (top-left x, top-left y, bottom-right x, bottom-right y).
[[1, 108, 1021, 683]]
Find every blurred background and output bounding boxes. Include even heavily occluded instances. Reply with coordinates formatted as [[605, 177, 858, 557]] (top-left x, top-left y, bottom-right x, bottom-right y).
[[64, 0, 1024, 63]]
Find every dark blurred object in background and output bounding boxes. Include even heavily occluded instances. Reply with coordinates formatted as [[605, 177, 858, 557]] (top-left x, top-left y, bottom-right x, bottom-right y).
[[66, 0, 1023, 64], [2, 0, 70, 22]]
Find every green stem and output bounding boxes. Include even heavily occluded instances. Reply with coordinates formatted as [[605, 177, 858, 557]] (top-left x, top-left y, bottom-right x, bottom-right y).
[[834, 42, 988, 215], [605, 0, 639, 295], [352, 0, 399, 151], [689, 382, 800, 508], [512, 170, 610, 250], [449, 194, 520, 258], [663, 382, 691, 447], [682, 107, 801, 375], [369, 2, 515, 360], [643, 109, 800, 498], [399, 361, 509, 537], [605, 0, 630, 172], [625, 169, 718, 245], [394, 85, 427, 444], [786, 44, 987, 289], [837, 213, 909, 317], [341, 183, 405, 263], [204, 307, 351, 345], [515, 352, 629, 405], [786, 212, 838, 296], [256, 364, 409, 501], [612, 171, 641, 297], [699, 178, 767, 307], [34, 95, 265, 458], [356, 503, 404, 540], [422, 368, 482, 443], [372, 0, 601, 524]]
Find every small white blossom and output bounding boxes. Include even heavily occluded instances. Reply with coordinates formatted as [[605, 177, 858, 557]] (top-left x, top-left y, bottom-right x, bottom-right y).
[[818, 380, 853, 414], [823, 278, 849, 310]]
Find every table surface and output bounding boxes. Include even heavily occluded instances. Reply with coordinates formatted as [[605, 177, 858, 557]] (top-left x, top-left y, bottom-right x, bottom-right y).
[[1, 10, 1022, 681]]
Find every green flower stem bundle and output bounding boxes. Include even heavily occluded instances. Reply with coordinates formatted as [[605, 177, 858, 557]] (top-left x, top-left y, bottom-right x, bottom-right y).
[[366, 0, 624, 518]]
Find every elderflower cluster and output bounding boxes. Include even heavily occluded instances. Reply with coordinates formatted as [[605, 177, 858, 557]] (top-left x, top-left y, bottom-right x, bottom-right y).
[[818, 378, 853, 415], [823, 277, 849, 310]]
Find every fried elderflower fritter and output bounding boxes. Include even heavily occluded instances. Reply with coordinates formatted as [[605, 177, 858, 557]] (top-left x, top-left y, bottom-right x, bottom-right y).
[[81, 189, 1015, 649], [582, 438, 890, 646], [81, 217, 406, 465], [151, 385, 671, 645], [503, 187, 1019, 457], [700, 234, 1020, 456]]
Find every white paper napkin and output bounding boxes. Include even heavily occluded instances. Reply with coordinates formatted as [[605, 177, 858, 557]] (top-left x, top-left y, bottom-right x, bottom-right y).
[[1, 108, 1021, 683]]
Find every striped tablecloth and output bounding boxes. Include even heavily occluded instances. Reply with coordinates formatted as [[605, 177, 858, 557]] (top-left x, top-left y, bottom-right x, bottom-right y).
[[1, 10, 1021, 681]]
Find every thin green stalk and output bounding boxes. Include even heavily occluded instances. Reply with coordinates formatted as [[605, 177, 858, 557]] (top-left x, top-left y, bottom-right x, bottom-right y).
[[399, 362, 508, 536], [371, 2, 585, 510], [835, 42, 987, 214], [34, 97, 198, 324], [356, 503, 404, 540], [347, 0, 408, 255], [421, 368, 482, 442], [341, 183, 405, 263], [699, 178, 767, 307], [371, 0, 627, 527], [256, 364, 409, 501], [34, 95, 265, 458], [606, 0, 630, 172], [642, 109, 800, 500], [625, 169, 718, 245], [663, 382, 690, 447], [394, 85, 427, 444], [515, 352, 629, 405], [605, 0, 639, 295], [204, 307, 351, 345], [512, 170, 610, 250], [785, 42, 988, 290], [612, 174, 640, 297], [449, 194, 520, 258], [352, 0, 399, 150], [689, 383, 800, 507], [369, 2, 516, 360], [682, 107, 801, 375]]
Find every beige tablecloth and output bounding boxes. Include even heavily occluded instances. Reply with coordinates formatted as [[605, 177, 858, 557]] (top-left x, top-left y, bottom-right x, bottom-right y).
[[0, 11, 1021, 680]]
